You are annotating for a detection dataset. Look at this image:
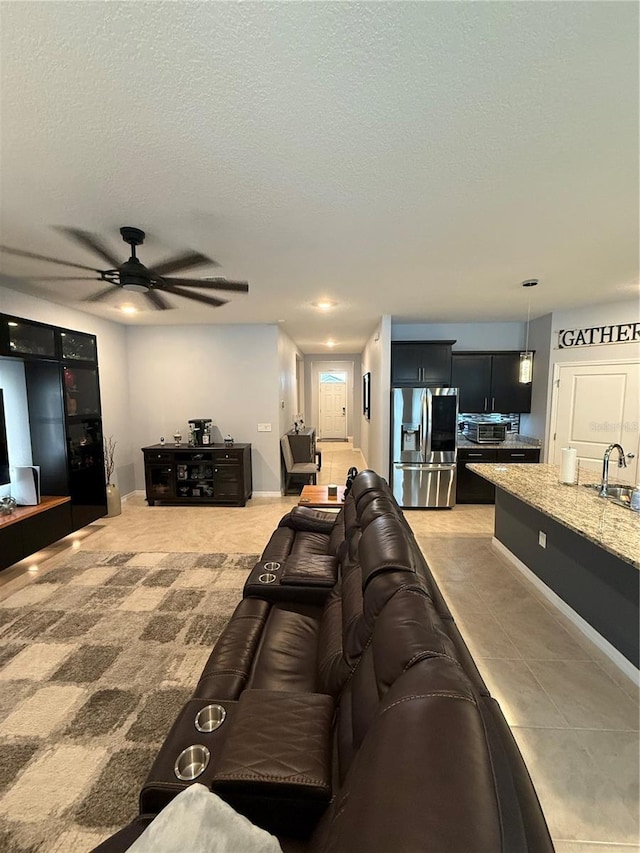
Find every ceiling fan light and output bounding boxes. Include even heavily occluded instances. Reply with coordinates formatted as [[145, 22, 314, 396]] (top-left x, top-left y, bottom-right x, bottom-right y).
[[122, 283, 149, 293], [120, 304, 138, 314]]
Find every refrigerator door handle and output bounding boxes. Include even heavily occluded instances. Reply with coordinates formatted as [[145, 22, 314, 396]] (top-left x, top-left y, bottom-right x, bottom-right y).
[[394, 463, 456, 472], [423, 389, 432, 457]]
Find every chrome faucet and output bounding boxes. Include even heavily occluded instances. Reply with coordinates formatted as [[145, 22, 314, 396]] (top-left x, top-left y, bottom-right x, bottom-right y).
[[599, 444, 627, 497]]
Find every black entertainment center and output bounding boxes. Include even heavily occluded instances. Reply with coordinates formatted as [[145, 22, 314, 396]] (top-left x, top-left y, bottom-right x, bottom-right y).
[[0, 313, 107, 571]]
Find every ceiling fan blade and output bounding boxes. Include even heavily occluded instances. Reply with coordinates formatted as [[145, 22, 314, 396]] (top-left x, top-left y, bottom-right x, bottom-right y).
[[159, 284, 227, 308], [0, 245, 102, 273], [24, 276, 103, 281], [145, 289, 172, 310], [82, 286, 117, 303], [56, 227, 121, 268], [150, 251, 219, 277], [161, 277, 249, 293]]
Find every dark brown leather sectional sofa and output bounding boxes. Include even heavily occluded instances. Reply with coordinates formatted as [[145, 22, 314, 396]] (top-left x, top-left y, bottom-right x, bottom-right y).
[[94, 470, 555, 853]]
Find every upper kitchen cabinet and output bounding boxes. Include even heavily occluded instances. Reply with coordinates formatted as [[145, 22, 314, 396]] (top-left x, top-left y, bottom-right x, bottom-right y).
[[391, 341, 455, 387], [452, 351, 533, 413]]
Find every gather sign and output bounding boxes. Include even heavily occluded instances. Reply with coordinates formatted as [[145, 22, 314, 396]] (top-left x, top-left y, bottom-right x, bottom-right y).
[[557, 323, 640, 349]]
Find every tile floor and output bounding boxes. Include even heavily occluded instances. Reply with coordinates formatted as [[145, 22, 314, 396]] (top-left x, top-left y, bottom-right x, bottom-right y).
[[0, 440, 638, 851]]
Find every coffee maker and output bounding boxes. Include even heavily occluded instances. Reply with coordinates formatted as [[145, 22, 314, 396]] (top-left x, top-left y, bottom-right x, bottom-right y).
[[188, 418, 212, 446]]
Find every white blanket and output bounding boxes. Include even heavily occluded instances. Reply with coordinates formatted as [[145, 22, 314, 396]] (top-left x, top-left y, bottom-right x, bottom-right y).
[[127, 784, 284, 853]]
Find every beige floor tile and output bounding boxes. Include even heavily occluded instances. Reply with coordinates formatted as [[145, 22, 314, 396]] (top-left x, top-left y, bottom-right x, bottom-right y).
[[512, 727, 639, 845], [476, 658, 568, 728], [0, 744, 107, 820], [0, 643, 74, 681], [453, 609, 523, 659], [496, 598, 593, 661], [1, 684, 87, 737], [526, 660, 640, 731]]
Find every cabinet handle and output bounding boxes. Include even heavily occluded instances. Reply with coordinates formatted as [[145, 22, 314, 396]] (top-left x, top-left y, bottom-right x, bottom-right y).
[[484, 398, 488, 411], [492, 397, 495, 411], [468, 453, 483, 457], [509, 453, 526, 457]]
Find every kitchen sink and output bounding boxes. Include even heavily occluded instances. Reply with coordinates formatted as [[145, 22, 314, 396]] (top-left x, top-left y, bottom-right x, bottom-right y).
[[582, 483, 634, 508]]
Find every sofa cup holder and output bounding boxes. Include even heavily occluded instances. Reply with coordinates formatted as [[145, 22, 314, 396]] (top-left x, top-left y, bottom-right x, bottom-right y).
[[263, 561, 281, 572], [259, 572, 277, 584], [174, 744, 210, 781], [195, 703, 226, 733]]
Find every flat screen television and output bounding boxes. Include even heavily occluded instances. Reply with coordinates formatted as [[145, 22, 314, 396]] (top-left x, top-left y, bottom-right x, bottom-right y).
[[0, 390, 10, 486]]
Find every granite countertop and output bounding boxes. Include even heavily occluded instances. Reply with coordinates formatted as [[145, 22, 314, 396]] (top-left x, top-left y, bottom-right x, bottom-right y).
[[457, 435, 541, 449], [467, 462, 640, 567]]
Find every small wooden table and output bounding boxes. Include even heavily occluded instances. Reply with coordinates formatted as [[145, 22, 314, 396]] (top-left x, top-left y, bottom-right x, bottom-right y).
[[298, 485, 346, 508]]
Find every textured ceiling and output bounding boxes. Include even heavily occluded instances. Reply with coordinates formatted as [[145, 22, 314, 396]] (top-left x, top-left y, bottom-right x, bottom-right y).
[[0, 2, 638, 352]]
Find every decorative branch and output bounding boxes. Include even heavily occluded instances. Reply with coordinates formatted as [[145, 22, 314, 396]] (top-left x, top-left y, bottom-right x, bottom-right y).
[[104, 436, 116, 485]]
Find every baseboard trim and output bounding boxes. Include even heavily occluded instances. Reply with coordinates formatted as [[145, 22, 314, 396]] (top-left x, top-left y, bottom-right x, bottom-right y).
[[252, 491, 283, 498], [492, 536, 639, 686]]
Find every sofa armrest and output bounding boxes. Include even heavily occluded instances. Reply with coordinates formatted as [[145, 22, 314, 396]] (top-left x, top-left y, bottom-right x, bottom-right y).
[[212, 690, 333, 836], [278, 505, 337, 534], [280, 555, 338, 588]]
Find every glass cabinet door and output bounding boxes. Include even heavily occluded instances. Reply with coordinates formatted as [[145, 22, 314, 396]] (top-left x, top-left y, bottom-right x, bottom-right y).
[[6, 319, 56, 358], [64, 366, 101, 417], [61, 331, 97, 362]]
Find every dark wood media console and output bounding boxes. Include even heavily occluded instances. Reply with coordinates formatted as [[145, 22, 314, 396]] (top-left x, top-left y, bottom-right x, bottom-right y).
[[142, 444, 252, 507], [0, 496, 72, 571]]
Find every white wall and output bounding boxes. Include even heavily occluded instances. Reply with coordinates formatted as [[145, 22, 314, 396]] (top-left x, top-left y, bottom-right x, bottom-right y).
[[519, 313, 553, 448], [360, 316, 392, 477], [520, 299, 640, 460], [125, 324, 282, 493], [277, 329, 303, 441], [0, 286, 134, 493], [392, 321, 525, 351], [543, 298, 640, 459]]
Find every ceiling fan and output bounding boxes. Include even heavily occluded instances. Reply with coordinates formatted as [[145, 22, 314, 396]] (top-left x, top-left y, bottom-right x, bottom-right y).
[[0, 226, 249, 310]]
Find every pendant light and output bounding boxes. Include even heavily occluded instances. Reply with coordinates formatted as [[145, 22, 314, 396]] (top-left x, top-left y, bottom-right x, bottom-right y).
[[519, 279, 538, 384]]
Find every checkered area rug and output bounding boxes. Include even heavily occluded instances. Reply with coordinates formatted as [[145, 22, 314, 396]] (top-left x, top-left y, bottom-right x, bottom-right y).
[[0, 550, 259, 853]]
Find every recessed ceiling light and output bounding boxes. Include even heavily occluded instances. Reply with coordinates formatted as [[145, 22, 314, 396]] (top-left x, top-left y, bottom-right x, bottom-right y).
[[326, 340, 336, 348], [120, 304, 138, 315], [313, 300, 336, 311]]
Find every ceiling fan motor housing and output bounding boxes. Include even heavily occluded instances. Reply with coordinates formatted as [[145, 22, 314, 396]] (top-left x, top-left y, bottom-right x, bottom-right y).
[[120, 256, 151, 292]]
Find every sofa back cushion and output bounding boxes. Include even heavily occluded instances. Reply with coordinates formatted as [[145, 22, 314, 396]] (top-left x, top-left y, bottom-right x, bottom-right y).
[[335, 585, 459, 778], [310, 657, 503, 853]]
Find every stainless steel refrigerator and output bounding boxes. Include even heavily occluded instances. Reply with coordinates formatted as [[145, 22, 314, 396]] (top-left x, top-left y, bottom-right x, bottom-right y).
[[391, 387, 458, 508]]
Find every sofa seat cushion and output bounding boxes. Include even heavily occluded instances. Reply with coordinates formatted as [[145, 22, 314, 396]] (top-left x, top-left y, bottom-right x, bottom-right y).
[[247, 603, 324, 693], [290, 531, 331, 557]]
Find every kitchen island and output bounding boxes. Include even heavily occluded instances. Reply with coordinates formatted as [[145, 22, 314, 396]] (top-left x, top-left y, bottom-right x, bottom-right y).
[[468, 462, 639, 672]]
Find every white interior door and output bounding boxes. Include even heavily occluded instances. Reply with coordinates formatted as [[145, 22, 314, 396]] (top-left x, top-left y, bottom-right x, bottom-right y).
[[551, 360, 639, 485], [319, 372, 347, 439]]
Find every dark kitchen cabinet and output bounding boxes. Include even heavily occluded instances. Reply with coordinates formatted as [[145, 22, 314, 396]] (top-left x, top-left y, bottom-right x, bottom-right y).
[[451, 351, 533, 413], [142, 444, 252, 506], [456, 448, 498, 503], [456, 446, 540, 503], [391, 341, 455, 386]]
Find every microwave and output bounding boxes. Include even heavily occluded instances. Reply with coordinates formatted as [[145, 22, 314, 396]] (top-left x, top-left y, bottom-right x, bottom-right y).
[[466, 422, 508, 444]]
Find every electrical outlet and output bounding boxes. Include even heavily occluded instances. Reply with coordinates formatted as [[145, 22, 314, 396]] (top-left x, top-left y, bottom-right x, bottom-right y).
[[257, 423, 272, 432], [538, 531, 547, 548]]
